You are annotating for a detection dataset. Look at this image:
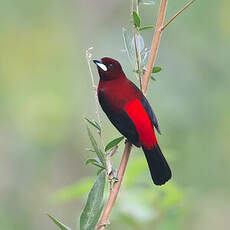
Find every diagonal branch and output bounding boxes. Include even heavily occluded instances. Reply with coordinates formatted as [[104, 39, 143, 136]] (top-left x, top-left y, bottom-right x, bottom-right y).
[[161, 0, 195, 31], [97, 142, 132, 229], [142, 0, 168, 94]]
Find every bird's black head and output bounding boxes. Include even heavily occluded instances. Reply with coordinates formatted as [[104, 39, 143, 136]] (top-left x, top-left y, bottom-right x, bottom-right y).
[[93, 57, 125, 81]]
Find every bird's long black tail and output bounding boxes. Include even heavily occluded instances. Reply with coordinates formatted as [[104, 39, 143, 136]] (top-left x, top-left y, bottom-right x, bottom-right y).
[[142, 144, 172, 185]]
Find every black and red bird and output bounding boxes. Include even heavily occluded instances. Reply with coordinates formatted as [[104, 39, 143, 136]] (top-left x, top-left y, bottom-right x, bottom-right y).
[[93, 57, 171, 185]]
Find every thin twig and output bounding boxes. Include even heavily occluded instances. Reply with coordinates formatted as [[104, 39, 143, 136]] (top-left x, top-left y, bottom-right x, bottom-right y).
[[131, 0, 143, 90], [86, 48, 117, 184], [86, 48, 105, 149], [133, 32, 143, 90], [161, 0, 195, 31], [96, 1, 169, 229], [135, 0, 142, 90]]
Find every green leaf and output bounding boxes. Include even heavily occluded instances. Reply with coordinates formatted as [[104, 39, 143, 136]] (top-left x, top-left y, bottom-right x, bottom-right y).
[[152, 66, 162, 73], [85, 118, 101, 131], [105, 136, 124, 152], [85, 148, 96, 153], [80, 171, 106, 230], [97, 168, 104, 176], [92, 163, 105, 170], [135, 66, 162, 75], [47, 214, 72, 230], [85, 159, 105, 169], [85, 158, 99, 166], [85, 158, 105, 169], [112, 177, 119, 182], [86, 126, 106, 168], [133, 11, 141, 28], [151, 76, 156, 81], [139, 25, 154, 31], [52, 177, 95, 203]]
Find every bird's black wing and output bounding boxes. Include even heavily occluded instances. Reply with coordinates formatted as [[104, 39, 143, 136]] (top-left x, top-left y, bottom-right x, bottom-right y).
[[140, 95, 161, 134], [127, 80, 161, 134], [98, 90, 140, 147]]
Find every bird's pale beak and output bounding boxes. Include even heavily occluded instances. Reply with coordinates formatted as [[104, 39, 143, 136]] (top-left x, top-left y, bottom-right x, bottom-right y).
[[93, 59, 107, 71]]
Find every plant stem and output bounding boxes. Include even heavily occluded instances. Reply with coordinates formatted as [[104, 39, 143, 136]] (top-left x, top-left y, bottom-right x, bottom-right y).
[[86, 47, 118, 190], [161, 0, 195, 31], [133, 29, 143, 90], [97, 142, 132, 230], [131, 0, 143, 90], [86, 48, 105, 149], [97, 1, 169, 229], [142, 0, 168, 94]]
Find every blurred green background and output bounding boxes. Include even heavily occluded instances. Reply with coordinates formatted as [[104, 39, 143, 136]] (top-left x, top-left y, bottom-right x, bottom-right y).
[[0, 0, 230, 229]]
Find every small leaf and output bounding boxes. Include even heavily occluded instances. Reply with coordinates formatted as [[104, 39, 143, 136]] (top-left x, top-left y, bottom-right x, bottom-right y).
[[80, 171, 106, 230], [85, 118, 101, 131], [133, 11, 141, 28], [48, 214, 72, 230], [85, 148, 96, 153], [105, 136, 125, 152], [134, 69, 145, 74], [92, 163, 105, 170], [135, 66, 162, 76], [85, 158, 99, 165], [112, 177, 119, 182], [152, 66, 162, 73], [151, 76, 156, 81], [85, 158, 105, 169], [86, 126, 106, 168], [97, 168, 104, 176], [139, 25, 154, 31]]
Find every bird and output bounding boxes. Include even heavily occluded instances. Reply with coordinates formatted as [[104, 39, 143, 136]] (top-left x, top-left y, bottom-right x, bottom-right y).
[[93, 57, 171, 185]]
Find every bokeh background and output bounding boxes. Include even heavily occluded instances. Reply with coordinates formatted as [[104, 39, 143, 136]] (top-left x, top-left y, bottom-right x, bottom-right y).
[[1, 0, 230, 229]]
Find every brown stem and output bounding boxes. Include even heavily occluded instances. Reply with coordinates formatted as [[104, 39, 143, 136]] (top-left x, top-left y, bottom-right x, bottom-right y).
[[142, 0, 168, 94], [97, 0, 169, 229], [97, 142, 132, 230], [161, 0, 195, 31]]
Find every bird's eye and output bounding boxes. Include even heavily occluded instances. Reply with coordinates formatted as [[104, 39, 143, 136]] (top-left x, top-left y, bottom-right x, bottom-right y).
[[108, 63, 114, 69]]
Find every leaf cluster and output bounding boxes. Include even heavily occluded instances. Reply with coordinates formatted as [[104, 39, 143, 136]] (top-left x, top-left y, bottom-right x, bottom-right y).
[[122, 1, 163, 83]]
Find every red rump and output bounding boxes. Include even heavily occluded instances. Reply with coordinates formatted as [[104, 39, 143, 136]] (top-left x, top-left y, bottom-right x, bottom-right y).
[[124, 99, 157, 149]]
